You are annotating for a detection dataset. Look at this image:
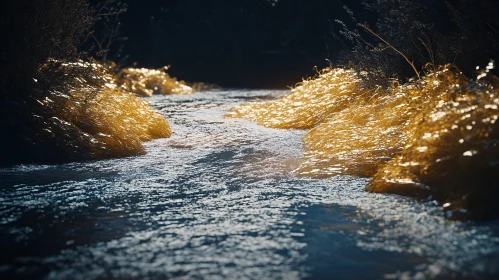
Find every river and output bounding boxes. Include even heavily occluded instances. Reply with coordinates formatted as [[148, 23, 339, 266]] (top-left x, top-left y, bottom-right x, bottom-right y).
[[1, 90, 499, 279]]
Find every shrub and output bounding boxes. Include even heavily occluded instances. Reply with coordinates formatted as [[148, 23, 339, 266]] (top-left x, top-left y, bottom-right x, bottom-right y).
[[0, 1, 173, 165], [1, 59, 171, 165], [335, 0, 499, 85], [0, 0, 93, 92]]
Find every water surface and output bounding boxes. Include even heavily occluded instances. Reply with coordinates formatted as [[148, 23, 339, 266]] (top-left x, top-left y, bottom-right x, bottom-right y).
[[1, 90, 499, 279]]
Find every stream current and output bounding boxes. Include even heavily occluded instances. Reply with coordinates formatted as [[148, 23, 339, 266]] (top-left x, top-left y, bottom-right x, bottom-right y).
[[1, 90, 499, 279]]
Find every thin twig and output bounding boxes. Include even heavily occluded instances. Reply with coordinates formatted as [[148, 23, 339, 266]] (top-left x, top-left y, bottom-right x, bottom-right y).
[[418, 36, 435, 66], [360, 24, 421, 79], [89, 32, 103, 53]]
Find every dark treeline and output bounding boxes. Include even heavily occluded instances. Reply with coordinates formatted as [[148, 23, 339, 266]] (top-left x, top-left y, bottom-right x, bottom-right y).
[[109, 0, 367, 88], [4, 0, 497, 89], [109, 0, 498, 87], [0, 0, 92, 94], [2, 0, 498, 89], [0, 0, 94, 165]]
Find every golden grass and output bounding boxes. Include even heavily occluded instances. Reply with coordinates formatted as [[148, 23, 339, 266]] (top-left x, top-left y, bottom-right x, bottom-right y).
[[35, 59, 171, 161], [227, 64, 499, 214], [368, 71, 499, 201], [226, 68, 367, 129], [83, 88, 171, 157], [117, 67, 193, 97], [298, 66, 470, 178]]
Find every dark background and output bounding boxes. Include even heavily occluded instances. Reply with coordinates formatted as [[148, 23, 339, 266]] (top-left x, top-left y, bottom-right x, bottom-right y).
[[108, 0, 368, 88]]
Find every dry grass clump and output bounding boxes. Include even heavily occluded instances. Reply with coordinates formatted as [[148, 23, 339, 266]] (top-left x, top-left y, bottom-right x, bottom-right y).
[[367, 71, 499, 218], [226, 68, 367, 129], [298, 65, 470, 178], [117, 67, 193, 97], [30, 59, 171, 162], [228, 64, 499, 218]]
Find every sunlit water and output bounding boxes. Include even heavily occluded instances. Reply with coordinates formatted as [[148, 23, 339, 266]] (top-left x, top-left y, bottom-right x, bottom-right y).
[[1, 90, 499, 279]]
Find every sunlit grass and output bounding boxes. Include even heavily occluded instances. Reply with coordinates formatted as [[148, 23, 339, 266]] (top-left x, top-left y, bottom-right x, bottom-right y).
[[368, 69, 499, 213], [226, 68, 367, 129], [227, 64, 499, 217], [117, 67, 193, 97], [297, 66, 471, 178], [33, 59, 171, 161]]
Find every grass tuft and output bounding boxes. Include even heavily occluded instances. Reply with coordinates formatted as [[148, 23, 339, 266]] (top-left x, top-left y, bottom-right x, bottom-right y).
[[2, 59, 173, 164], [117, 67, 194, 97], [227, 64, 499, 218]]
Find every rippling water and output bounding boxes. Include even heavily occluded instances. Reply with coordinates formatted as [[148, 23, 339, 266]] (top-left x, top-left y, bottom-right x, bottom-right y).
[[1, 90, 499, 279]]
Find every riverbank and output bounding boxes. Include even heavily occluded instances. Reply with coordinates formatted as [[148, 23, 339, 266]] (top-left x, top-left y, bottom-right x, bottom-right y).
[[0, 59, 197, 166], [227, 64, 499, 219], [2, 90, 498, 279]]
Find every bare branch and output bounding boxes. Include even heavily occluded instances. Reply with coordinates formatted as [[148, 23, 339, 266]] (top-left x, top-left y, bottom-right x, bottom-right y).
[[360, 24, 421, 79], [89, 32, 103, 53], [418, 36, 435, 66]]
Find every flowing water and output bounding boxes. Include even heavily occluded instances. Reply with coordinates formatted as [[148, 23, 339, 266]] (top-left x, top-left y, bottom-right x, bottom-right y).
[[1, 90, 499, 279]]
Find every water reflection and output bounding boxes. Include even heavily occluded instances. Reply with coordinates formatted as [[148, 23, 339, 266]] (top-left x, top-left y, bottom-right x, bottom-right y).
[[1, 90, 498, 279]]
